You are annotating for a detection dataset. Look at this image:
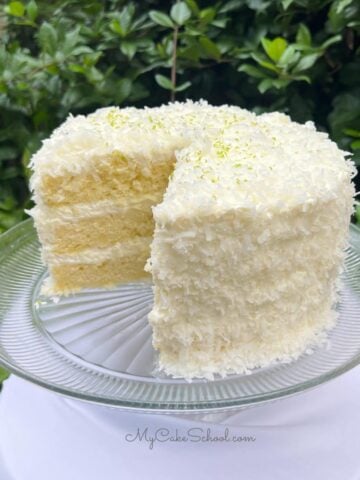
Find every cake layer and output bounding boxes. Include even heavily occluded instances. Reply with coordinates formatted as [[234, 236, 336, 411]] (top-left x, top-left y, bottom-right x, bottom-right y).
[[45, 237, 152, 294], [48, 253, 151, 294], [32, 197, 158, 254], [37, 153, 174, 207]]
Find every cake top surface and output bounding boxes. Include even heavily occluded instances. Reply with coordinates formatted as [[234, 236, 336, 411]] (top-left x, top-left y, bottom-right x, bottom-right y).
[[30, 100, 355, 216]]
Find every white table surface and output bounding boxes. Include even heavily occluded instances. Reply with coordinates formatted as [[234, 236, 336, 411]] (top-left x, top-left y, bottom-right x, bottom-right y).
[[0, 366, 359, 480]]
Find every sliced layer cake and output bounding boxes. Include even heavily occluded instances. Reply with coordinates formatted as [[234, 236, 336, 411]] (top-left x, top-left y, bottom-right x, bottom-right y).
[[29, 101, 356, 378]]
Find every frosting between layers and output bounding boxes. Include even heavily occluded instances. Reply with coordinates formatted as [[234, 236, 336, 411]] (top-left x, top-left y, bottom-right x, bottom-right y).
[[30, 195, 161, 221], [43, 236, 152, 265]]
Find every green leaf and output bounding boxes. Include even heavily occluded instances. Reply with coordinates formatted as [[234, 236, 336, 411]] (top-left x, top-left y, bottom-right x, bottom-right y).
[[278, 45, 300, 68], [87, 66, 104, 83], [296, 24, 311, 46], [199, 8, 216, 24], [336, 0, 353, 14], [238, 63, 268, 78], [0, 366, 10, 383], [5, 1, 25, 17], [0, 196, 16, 211], [46, 64, 59, 75], [258, 78, 273, 93], [26, 0, 38, 22], [179, 45, 200, 61], [258, 77, 292, 93], [320, 35, 342, 50], [68, 63, 85, 73], [351, 140, 360, 150], [118, 4, 135, 36], [272, 78, 291, 88], [185, 0, 200, 15], [344, 128, 360, 138], [115, 78, 132, 103], [110, 6, 134, 37], [178, 44, 201, 62], [281, 0, 294, 10], [211, 17, 228, 28], [219, 0, 243, 13], [328, 1, 356, 33], [37, 22, 58, 56], [149, 10, 174, 28], [246, 0, 271, 12], [62, 27, 82, 55], [175, 80, 191, 92], [293, 53, 319, 72], [170, 2, 191, 26], [291, 43, 316, 52], [292, 74, 311, 83], [155, 74, 174, 90], [251, 52, 279, 72], [120, 41, 137, 60], [110, 19, 125, 37], [72, 46, 93, 56], [199, 36, 221, 60], [261, 37, 288, 62], [184, 25, 203, 36]]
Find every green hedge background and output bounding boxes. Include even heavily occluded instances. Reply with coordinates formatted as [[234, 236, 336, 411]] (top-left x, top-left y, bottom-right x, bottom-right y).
[[0, 0, 359, 384], [0, 0, 359, 233], [0, 0, 360, 232]]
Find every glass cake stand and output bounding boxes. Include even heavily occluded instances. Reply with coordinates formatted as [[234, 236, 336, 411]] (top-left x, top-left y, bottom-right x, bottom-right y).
[[0, 219, 360, 413]]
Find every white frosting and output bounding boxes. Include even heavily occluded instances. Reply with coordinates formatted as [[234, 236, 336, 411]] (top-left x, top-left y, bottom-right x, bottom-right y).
[[29, 195, 160, 221], [154, 114, 355, 223], [29, 100, 356, 379], [43, 236, 151, 265]]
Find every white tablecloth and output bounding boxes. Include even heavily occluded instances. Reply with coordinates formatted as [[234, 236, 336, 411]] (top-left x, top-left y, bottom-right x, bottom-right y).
[[0, 367, 360, 480]]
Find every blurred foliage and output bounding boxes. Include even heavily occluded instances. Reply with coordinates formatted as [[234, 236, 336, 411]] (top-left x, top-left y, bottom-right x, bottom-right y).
[[0, 0, 359, 233], [0, 365, 9, 391], [0, 366, 10, 385]]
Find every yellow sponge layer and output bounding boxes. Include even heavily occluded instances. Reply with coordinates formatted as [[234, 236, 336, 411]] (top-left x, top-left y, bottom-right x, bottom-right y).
[[36, 200, 157, 254], [48, 251, 151, 294], [39, 152, 174, 207]]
